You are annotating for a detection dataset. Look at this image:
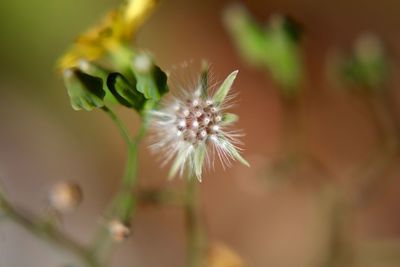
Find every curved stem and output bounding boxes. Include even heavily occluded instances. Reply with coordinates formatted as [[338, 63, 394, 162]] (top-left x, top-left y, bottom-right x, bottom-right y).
[[280, 95, 304, 154], [101, 107, 132, 145], [184, 176, 204, 267], [91, 107, 147, 262], [0, 193, 100, 267], [348, 92, 400, 205], [319, 187, 354, 267]]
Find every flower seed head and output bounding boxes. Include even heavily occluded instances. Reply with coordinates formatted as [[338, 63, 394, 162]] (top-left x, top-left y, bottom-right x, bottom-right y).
[[49, 182, 82, 213], [149, 68, 249, 181]]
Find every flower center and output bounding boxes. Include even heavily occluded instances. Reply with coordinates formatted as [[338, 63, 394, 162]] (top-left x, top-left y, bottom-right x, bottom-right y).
[[175, 98, 221, 144]]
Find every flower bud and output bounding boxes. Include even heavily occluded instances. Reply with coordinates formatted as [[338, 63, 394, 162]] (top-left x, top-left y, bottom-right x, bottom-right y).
[[49, 182, 83, 213], [108, 219, 131, 242]]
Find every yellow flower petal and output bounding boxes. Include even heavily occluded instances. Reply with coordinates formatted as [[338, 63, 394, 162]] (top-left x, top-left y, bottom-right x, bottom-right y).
[[58, 0, 158, 71], [122, 0, 159, 38]]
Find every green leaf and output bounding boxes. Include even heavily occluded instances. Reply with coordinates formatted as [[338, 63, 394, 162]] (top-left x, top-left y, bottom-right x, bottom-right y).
[[63, 69, 105, 111], [106, 72, 146, 111], [213, 70, 238, 105], [134, 64, 168, 101]]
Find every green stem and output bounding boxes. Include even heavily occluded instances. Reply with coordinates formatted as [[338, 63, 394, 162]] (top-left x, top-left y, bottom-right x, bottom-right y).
[[280, 95, 304, 154], [320, 187, 354, 267], [351, 92, 400, 205], [91, 107, 147, 261], [0, 194, 99, 267], [184, 176, 204, 267], [101, 107, 132, 145]]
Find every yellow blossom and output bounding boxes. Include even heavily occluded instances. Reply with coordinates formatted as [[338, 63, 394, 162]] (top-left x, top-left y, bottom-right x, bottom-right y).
[[58, 0, 158, 70]]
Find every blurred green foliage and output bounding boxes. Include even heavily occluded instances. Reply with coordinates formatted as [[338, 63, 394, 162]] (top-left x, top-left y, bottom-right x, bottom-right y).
[[223, 3, 303, 96], [336, 34, 388, 91], [0, 0, 113, 90]]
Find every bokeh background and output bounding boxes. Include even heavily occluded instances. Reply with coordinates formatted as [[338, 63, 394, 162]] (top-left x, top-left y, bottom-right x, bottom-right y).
[[1, 0, 400, 267]]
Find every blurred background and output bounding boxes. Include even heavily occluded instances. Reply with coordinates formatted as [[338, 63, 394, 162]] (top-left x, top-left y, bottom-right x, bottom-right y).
[[1, 0, 400, 266]]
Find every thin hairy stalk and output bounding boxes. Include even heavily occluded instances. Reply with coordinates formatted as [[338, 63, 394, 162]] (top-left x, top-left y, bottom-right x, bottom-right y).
[[280, 95, 305, 154], [320, 187, 354, 267], [184, 176, 204, 267], [264, 95, 303, 182], [91, 107, 147, 262], [267, 94, 333, 183], [0, 193, 100, 267], [366, 93, 399, 149], [349, 92, 400, 206]]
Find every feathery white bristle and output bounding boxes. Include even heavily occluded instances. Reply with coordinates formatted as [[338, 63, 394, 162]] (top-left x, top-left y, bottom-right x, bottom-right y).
[[148, 68, 247, 180]]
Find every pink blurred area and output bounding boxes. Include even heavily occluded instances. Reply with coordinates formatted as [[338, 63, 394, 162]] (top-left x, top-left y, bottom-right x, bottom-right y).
[[1, 0, 400, 266]]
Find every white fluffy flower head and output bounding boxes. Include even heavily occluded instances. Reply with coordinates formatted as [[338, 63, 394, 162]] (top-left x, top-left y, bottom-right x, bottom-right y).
[[149, 66, 249, 181]]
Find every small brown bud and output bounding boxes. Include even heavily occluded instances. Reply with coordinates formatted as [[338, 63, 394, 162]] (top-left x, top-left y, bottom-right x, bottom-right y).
[[108, 219, 131, 242], [49, 182, 82, 213]]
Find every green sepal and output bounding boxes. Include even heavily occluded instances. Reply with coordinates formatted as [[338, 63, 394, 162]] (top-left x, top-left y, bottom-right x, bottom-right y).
[[218, 137, 250, 167], [221, 113, 239, 125], [77, 60, 119, 105], [213, 70, 238, 105], [63, 68, 105, 111], [134, 65, 168, 101], [193, 143, 207, 181], [169, 147, 190, 179], [199, 61, 209, 98], [78, 60, 109, 81], [106, 72, 146, 111]]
